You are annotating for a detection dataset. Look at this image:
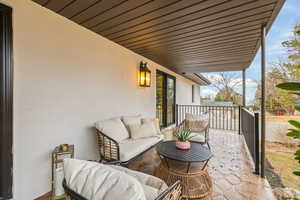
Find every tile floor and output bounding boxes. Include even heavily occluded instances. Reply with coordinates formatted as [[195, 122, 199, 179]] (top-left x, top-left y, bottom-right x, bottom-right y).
[[128, 129, 276, 200]]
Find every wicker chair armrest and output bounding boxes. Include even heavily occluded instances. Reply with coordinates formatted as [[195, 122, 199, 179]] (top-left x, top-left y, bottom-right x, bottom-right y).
[[63, 179, 87, 200], [204, 122, 210, 142], [96, 129, 120, 162], [96, 129, 119, 144], [103, 160, 121, 165], [176, 120, 186, 130], [155, 181, 182, 200]]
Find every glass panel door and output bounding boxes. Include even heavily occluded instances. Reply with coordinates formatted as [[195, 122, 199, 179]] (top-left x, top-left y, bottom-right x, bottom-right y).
[[156, 73, 164, 126], [167, 77, 175, 125], [156, 70, 176, 127]]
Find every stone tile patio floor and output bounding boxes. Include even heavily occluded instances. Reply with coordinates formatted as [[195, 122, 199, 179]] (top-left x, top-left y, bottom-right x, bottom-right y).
[[128, 129, 276, 200]]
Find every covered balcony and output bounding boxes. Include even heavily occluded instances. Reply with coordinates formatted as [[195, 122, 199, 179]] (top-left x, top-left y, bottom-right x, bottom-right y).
[[0, 0, 285, 200], [129, 129, 274, 200]]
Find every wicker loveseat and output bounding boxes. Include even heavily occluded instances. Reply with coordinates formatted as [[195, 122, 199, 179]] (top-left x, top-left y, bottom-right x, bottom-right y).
[[95, 116, 164, 164], [63, 159, 182, 200]]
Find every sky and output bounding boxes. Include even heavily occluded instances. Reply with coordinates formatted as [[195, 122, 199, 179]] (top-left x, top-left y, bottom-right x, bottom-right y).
[[200, 0, 300, 105]]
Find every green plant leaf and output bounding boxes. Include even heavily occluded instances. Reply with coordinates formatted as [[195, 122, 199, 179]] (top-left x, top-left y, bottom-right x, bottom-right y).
[[295, 150, 300, 156], [288, 120, 300, 129], [287, 129, 300, 134], [295, 106, 300, 112], [276, 82, 300, 91], [293, 64, 300, 70], [294, 171, 300, 176], [175, 129, 191, 141], [287, 131, 300, 138]]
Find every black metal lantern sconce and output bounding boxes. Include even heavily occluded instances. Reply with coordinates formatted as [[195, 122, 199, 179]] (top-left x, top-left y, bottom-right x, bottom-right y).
[[139, 61, 151, 87]]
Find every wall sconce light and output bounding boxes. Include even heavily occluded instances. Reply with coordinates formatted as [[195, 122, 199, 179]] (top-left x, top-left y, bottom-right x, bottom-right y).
[[139, 61, 151, 87]]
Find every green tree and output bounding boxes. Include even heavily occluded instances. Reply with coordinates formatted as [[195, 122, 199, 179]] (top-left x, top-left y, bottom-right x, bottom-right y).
[[208, 72, 243, 105], [253, 25, 300, 113], [276, 25, 300, 176], [215, 87, 242, 105], [253, 68, 295, 113]]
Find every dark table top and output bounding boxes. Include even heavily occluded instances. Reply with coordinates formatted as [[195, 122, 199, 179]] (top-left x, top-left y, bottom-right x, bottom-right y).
[[156, 140, 213, 163]]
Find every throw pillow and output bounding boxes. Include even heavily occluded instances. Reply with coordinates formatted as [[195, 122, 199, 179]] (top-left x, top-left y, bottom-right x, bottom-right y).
[[141, 118, 161, 135], [95, 117, 129, 142], [128, 122, 157, 139], [122, 114, 142, 132]]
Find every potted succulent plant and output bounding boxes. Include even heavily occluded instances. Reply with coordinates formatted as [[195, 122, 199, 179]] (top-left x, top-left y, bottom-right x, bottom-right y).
[[174, 129, 192, 150]]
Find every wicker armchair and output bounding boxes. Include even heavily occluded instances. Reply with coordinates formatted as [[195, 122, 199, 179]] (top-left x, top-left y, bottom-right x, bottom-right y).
[[63, 179, 182, 200], [177, 120, 210, 149]]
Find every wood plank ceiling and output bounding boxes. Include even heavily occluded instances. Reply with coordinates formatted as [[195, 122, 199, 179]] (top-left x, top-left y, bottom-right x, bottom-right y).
[[32, 0, 285, 85]]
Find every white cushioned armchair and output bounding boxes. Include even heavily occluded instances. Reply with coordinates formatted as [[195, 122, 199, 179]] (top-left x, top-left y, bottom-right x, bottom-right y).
[[95, 116, 164, 164], [63, 159, 182, 200], [178, 113, 210, 149]]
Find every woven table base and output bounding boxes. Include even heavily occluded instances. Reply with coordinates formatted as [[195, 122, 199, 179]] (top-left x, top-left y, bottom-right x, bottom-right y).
[[155, 162, 213, 199]]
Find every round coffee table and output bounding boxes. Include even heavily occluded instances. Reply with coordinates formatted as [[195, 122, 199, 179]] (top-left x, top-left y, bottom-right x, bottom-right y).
[[155, 141, 213, 199]]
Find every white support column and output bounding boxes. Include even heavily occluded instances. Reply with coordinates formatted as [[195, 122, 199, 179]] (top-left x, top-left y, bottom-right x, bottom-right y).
[[260, 24, 266, 178]]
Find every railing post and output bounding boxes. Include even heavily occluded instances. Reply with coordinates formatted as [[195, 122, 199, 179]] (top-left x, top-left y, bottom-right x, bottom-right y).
[[238, 106, 241, 135], [254, 112, 260, 175], [175, 104, 178, 126]]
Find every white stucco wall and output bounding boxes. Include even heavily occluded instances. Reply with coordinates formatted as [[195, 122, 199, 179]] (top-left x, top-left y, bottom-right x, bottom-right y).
[[0, 0, 200, 199]]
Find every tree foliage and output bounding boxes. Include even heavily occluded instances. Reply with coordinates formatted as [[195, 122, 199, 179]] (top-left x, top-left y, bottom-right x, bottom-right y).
[[276, 25, 300, 177], [254, 25, 300, 114], [253, 68, 296, 114], [209, 72, 243, 105], [215, 87, 242, 105]]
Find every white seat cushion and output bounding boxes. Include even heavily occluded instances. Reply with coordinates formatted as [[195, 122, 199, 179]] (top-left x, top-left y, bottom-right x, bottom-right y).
[[119, 135, 164, 162], [63, 158, 146, 200], [189, 132, 205, 143], [95, 117, 129, 142]]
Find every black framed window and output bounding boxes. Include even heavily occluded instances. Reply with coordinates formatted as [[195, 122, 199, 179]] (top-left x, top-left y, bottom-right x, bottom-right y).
[[0, 3, 13, 199], [156, 70, 176, 127]]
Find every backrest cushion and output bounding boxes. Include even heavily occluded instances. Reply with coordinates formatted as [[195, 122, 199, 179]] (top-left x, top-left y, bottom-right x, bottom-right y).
[[128, 121, 157, 139], [122, 115, 142, 133], [185, 113, 209, 131], [141, 118, 161, 135], [63, 158, 146, 200], [95, 117, 129, 142], [185, 112, 209, 122]]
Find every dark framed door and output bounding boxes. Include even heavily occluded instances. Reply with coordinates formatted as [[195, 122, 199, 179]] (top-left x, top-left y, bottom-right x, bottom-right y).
[[156, 70, 176, 127], [0, 3, 13, 199]]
